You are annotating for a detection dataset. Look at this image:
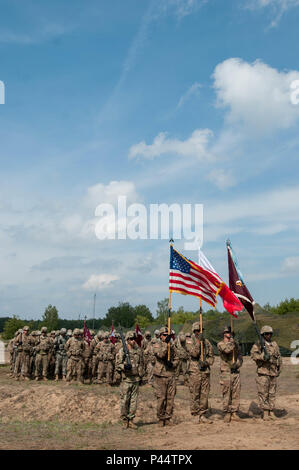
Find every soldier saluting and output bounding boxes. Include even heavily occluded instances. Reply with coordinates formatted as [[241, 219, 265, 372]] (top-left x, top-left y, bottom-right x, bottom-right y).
[[250, 325, 282, 421]]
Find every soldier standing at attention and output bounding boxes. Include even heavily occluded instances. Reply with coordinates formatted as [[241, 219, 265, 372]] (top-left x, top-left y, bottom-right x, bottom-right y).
[[152, 327, 179, 427], [35, 327, 52, 381], [115, 331, 144, 429], [185, 322, 214, 424], [65, 328, 85, 384], [54, 328, 68, 381], [217, 326, 243, 423], [250, 325, 282, 421]]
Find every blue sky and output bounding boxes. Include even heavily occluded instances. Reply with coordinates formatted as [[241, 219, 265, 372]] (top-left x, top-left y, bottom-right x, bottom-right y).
[[0, 0, 299, 319]]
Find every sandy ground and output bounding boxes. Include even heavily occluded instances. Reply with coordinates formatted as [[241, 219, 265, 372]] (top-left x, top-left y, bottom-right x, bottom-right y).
[[0, 357, 298, 450]]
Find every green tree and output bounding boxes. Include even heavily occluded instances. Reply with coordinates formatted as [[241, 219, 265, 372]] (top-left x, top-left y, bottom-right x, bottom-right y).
[[42, 305, 59, 331], [135, 315, 151, 329], [134, 305, 153, 323], [103, 302, 136, 328], [156, 298, 169, 324], [2, 316, 24, 340]]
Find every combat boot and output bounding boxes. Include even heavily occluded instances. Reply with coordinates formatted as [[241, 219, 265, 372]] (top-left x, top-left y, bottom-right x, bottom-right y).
[[164, 419, 175, 427], [158, 420, 165, 427], [262, 411, 271, 421], [128, 420, 138, 429], [199, 414, 213, 424], [62, 376, 66, 382], [24, 377, 30, 382], [231, 412, 241, 422], [55, 375, 59, 382], [43, 377, 48, 382], [35, 376, 39, 381], [122, 419, 129, 428], [224, 413, 231, 423], [268, 411, 277, 420]]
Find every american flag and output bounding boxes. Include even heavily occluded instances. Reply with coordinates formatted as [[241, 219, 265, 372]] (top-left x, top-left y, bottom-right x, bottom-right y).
[[169, 246, 224, 308]]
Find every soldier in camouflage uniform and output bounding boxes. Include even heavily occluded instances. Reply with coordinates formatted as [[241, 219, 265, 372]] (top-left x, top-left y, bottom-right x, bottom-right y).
[[13, 326, 34, 380], [48, 330, 57, 380], [90, 330, 103, 383], [95, 332, 115, 384], [8, 332, 19, 377], [82, 332, 93, 384], [141, 331, 151, 383], [65, 328, 85, 383], [251, 325, 282, 421], [175, 333, 189, 385], [54, 328, 68, 381], [217, 325, 243, 423], [152, 327, 179, 426], [113, 333, 123, 385], [35, 327, 52, 381], [185, 322, 214, 424], [115, 331, 144, 428], [145, 329, 160, 385]]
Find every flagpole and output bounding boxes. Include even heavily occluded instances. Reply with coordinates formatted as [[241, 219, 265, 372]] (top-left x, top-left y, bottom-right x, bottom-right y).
[[199, 298, 204, 361], [168, 239, 174, 361]]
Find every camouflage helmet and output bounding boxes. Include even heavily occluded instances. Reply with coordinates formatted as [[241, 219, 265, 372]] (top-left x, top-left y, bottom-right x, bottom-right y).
[[192, 322, 204, 332], [125, 330, 136, 341], [36, 330, 41, 336], [260, 325, 273, 335], [185, 332, 191, 337], [154, 329, 160, 336], [60, 328, 67, 335], [90, 330, 95, 336], [159, 326, 169, 335], [179, 333, 186, 342], [223, 325, 231, 334], [50, 330, 56, 335], [31, 331, 36, 336], [73, 328, 80, 335], [41, 326, 48, 333], [67, 329, 72, 336], [79, 329, 84, 335], [145, 330, 151, 338], [97, 330, 104, 338], [23, 326, 30, 331], [103, 331, 109, 339]]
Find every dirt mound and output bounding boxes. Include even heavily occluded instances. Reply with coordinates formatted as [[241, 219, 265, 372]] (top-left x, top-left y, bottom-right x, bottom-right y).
[[0, 384, 160, 425]]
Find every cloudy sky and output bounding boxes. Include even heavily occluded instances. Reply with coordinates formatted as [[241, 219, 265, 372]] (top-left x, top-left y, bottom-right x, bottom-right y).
[[0, 0, 299, 319]]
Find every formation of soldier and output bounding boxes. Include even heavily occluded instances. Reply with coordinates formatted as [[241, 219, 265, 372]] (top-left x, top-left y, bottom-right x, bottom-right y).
[[7, 322, 282, 427]]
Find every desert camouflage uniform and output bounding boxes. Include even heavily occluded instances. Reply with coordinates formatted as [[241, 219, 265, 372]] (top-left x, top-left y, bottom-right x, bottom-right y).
[[146, 334, 160, 385], [35, 332, 52, 379], [152, 335, 179, 424], [90, 333, 102, 381], [251, 339, 282, 413], [54, 333, 68, 379], [7, 337, 16, 376], [13, 330, 34, 379], [217, 338, 243, 414], [95, 338, 115, 384], [175, 334, 189, 384], [48, 332, 57, 379], [115, 337, 144, 424], [186, 334, 214, 419], [82, 338, 92, 383], [113, 338, 123, 385], [65, 334, 85, 383]]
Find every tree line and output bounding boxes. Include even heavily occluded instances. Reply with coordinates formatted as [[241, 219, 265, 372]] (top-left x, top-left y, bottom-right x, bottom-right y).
[[1, 297, 298, 340]]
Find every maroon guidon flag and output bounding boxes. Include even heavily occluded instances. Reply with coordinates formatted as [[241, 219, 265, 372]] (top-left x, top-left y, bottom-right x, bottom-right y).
[[135, 324, 143, 347], [84, 320, 92, 344], [227, 240, 255, 321], [110, 323, 117, 344]]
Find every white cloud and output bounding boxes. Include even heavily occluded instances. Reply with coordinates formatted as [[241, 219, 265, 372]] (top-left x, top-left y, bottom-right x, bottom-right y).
[[177, 82, 201, 109], [206, 169, 236, 190], [213, 58, 299, 134], [82, 274, 119, 291], [129, 129, 214, 160], [84, 180, 140, 208], [282, 256, 299, 272], [246, 0, 299, 26]]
